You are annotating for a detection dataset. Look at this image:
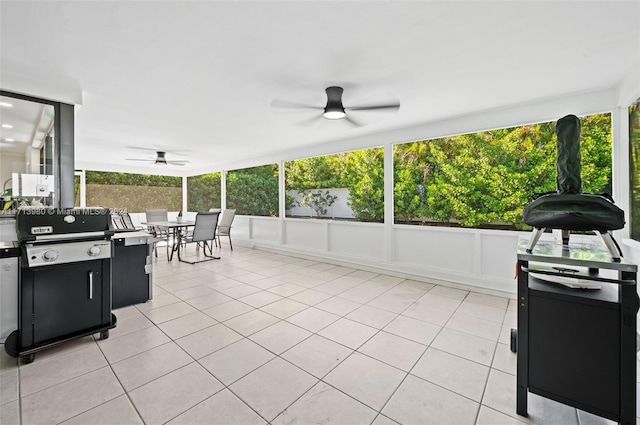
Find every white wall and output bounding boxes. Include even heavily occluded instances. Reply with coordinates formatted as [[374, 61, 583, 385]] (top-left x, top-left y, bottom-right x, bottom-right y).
[[287, 188, 354, 219], [236, 216, 524, 297]]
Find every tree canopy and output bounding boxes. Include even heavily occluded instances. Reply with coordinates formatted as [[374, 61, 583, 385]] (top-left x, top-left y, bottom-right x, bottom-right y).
[[629, 102, 640, 239], [86, 171, 181, 187], [187, 172, 221, 212], [285, 114, 612, 229], [393, 114, 611, 229], [227, 164, 279, 216]]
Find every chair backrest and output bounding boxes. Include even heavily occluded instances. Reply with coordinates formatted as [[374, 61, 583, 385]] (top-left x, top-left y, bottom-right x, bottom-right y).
[[145, 209, 168, 235], [121, 212, 137, 230], [192, 211, 220, 242], [218, 209, 236, 235], [208, 208, 221, 213], [111, 213, 125, 230], [145, 209, 168, 222]]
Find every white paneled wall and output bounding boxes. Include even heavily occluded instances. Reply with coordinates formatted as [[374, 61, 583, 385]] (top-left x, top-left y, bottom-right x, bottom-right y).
[[234, 216, 532, 297], [284, 219, 327, 252], [394, 226, 476, 273], [327, 221, 384, 260]]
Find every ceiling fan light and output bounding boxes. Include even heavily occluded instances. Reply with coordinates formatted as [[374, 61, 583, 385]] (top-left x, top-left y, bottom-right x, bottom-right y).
[[323, 99, 346, 119], [323, 109, 346, 120]]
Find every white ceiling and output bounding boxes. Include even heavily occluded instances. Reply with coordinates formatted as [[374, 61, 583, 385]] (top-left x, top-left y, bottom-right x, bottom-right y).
[[1, 1, 639, 176]]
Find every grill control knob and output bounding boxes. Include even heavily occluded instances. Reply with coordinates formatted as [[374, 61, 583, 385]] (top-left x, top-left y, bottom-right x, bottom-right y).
[[43, 250, 58, 262], [88, 246, 101, 257]]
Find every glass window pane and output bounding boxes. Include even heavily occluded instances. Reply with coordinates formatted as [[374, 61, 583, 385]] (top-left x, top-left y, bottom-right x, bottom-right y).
[[285, 147, 384, 223], [226, 164, 279, 216], [85, 171, 181, 213], [393, 113, 612, 229], [0, 95, 56, 210], [629, 101, 640, 240], [187, 172, 221, 212], [74, 174, 80, 207]]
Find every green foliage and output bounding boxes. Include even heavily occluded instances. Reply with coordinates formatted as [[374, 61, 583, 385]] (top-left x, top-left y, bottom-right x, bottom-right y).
[[86, 171, 181, 187], [188, 172, 221, 212], [297, 190, 338, 217], [86, 184, 182, 213], [394, 114, 612, 229], [84, 170, 182, 212], [285, 156, 343, 190], [227, 164, 279, 216], [74, 175, 80, 207], [340, 148, 385, 222], [629, 101, 640, 240], [284, 193, 296, 211]]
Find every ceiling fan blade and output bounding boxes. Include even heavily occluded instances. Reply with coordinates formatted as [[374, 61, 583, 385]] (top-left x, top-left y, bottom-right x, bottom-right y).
[[295, 113, 324, 127], [126, 146, 158, 152], [347, 102, 400, 112], [344, 115, 365, 127], [126, 147, 190, 156], [167, 161, 188, 166], [271, 99, 322, 110], [125, 158, 154, 162]]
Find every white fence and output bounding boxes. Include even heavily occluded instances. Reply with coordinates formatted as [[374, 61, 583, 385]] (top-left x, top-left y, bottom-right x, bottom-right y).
[[287, 188, 355, 219]]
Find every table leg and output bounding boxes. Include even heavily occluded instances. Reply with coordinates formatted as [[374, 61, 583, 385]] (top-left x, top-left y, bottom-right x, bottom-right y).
[[169, 228, 178, 261]]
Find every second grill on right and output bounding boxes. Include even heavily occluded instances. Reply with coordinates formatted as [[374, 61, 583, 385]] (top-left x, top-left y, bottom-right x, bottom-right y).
[[521, 114, 625, 261]]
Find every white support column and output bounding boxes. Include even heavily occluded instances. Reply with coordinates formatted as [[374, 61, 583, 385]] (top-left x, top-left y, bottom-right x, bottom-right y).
[[278, 160, 285, 244], [383, 142, 394, 263], [221, 170, 227, 211], [182, 176, 188, 212], [612, 107, 631, 239]]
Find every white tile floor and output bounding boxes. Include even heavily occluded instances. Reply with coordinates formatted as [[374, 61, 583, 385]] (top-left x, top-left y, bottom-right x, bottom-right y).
[[0, 245, 635, 424]]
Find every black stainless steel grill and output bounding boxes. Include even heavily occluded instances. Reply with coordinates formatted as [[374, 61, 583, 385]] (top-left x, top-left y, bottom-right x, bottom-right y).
[[4, 207, 117, 364]]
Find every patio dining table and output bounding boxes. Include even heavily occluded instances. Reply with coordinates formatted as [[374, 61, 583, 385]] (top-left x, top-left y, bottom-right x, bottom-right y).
[[142, 219, 195, 261]]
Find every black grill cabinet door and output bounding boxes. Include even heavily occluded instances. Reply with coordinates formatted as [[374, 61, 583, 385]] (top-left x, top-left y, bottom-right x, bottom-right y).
[[32, 261, 106, 344], [528, 291, 620, 418]]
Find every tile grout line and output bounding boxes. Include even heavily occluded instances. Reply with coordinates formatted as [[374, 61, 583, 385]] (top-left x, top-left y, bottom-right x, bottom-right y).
[[92, 337, 148, 425]]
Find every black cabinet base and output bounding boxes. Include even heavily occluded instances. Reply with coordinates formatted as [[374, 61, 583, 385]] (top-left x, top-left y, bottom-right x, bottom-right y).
[[517, 252, 638, 425], [4, 313, 117, 364]]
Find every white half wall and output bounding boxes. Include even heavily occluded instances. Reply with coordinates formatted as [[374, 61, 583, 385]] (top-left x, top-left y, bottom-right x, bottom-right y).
[[236, 216, 528, 297]]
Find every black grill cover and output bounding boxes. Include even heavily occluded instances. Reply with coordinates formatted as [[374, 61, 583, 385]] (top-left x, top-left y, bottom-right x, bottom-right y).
[[556, 114, 582, 194], [522, 193, 624, 232], [522, 114, 624, 232]]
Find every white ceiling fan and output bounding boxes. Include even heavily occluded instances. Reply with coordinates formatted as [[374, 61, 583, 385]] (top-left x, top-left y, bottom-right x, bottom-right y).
[[125, 151, 190, 166]]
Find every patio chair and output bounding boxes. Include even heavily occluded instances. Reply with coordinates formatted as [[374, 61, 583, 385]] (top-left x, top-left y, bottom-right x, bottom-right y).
[[177, 211, 220, 264], [121, 212, 143, 230], [111, 213, 126, 230], [216, 209, 236, 250], [145, 208, 171, 259]]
